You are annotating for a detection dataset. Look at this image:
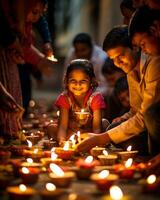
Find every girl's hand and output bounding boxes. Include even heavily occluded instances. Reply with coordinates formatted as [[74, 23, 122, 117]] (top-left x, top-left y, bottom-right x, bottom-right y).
[[112, 116, 126, 123]]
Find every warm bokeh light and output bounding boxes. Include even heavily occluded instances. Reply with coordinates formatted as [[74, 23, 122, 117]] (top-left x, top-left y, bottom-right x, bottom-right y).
[[110, 185, 123, 200], [99, 170, 109, 179], [47, 55, 58, 62], [127, 145, 132, 151], [103, 150, 108, 156], [27, 140, 32, 148], [46, 183, 56, 191], [26, 158, 33, 163], [63, 141, 70, 150], [147, 174, 156, 184], [19, 184, 27, 192], [22, 167, 29, 174], [50, 163, 64, 176], [85, 156, 93, 163], [33, 148, 39, 154], [125, 158, 133, 168], [51, 152, 58, 160]]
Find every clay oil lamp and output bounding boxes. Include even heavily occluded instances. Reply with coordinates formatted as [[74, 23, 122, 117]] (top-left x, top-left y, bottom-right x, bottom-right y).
[[20, 167, 39, 184], [90, 146, 106, 157], [21, 158, 42, 169], [90, 170, 118, 191], [49, 163, 75, 187], [117, 158, 136, 179], [117, 146, 138, 161], [141, 174, 160, 193], [98, 150, 118, 166], [55, 141, 75, 160], [39, 182, 64, 200], [75, 109, 90, 125], [7, 184, 36, 200], [76, 156, 99, 180], [41, 149, 62, 167]]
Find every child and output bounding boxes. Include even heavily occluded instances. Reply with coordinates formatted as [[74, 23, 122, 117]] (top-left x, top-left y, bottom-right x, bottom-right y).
[[48, 59, 107, 142]]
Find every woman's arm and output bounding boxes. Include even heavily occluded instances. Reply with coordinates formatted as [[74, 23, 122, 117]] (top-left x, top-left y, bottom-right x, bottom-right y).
[[92, 109, 102, 133], [57, 108, 69, 142]]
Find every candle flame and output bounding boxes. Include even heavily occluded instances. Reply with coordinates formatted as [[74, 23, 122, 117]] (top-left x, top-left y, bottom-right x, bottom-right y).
[[57, 110, 60, 116], [63, 141, 70, 150], [47, 55, 58, 62], [77, 131, 81, 142], [46, 183, 56, 191], [27, 140, 32, 148], [50, 163, 64, 176], [81, 109, 84, 113], [147, 174, 156, 184], [34, 148, 38, 154], [125, 158, 133, 168], [103, 150, 108, 156], [69, 134, 76, 148], [99, 170, 109, 179], [110, 185, 123, 200], [19, 184, 27, 192], [85, 156, 93, 163], [26, 158, 33, 163], [51, 152, 58, 160], [127, 145, 132, 151], [51, 147, 56, 152], [22, 167, 29, 174]]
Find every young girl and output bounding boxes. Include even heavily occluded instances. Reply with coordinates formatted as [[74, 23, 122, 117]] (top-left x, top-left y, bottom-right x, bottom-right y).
[[48, 59, 107, 142]]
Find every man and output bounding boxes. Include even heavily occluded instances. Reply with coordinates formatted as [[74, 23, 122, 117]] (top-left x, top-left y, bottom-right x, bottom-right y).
[[76, 26, 160, 154]]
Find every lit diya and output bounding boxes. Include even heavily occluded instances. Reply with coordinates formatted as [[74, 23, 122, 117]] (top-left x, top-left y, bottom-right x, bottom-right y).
[[75, 109, 90, 125], [90, 170, 118, 191], [75, 156, 99, 179], [21, 158, 42, 168], [98, 150, 118, 166], [90, 146, 106, 157], [20, 167, 39, 184], [117, 146, 138, 161], [114, 158, 136, 179], [141, 174, 160, 193], [7, 184, 36, 200], [40, 183, 64, 200], [49, 163, 75, 187], [41, 149, 62, 167], [55, 141, 75, 160]]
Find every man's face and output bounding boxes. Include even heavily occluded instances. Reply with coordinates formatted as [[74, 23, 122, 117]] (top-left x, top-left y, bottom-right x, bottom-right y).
[[106, 46, 138, 74], [74, 43, 92, 60], [132, 32, 160, 56]]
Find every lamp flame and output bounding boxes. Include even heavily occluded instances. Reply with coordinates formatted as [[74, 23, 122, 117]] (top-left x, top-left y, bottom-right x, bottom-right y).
[[125, 158, 133, 168], [103, 150, 108, 156], [33, 148, 38, 154], [19, 184, 27, 192], [51, 152, 58, 160], [47, 55, 58, 62], [46, 183, 56, 191], [27, 140, 32, 148], [110, 185, 123, 200], [26, 158, 33, 163], [147, 174, 156, 184], [50, 163, 64, 177], [99, 170, 109, 179], [22, 167, 29, 174], [127, 145, 132, 151], [63, 141, 70, 150], [85, 156, 93, 163], [77, 131, 81, 142]]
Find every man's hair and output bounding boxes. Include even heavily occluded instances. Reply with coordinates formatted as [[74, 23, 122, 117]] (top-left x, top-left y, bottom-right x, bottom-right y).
[[129, 6, 160, 39], [103, 25, 132, 51], [73, 33, 93, 48]]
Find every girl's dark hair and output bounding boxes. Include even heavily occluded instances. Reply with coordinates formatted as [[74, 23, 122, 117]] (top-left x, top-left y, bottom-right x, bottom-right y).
[[103, 25, 133, 51], [73, 33, 93, 49], [64, 59, 98, 90], [114, 76, 128, 96], [129, 6, 160, 39]]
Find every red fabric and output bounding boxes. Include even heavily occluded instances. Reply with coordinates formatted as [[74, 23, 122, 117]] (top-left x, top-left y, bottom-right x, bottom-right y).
[[55, 90, 106, 111]]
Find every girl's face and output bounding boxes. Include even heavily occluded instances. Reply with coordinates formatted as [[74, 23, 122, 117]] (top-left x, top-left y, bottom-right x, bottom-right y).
[[26, 2, 45, 23], [67, 69, 91, 97], [132, 32, 160, 56]]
